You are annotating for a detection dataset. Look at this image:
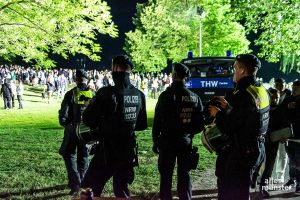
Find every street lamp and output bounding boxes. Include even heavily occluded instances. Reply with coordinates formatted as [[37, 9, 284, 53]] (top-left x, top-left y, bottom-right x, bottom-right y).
[[197, 7, 206, 57], [83, 57, 86, 70]]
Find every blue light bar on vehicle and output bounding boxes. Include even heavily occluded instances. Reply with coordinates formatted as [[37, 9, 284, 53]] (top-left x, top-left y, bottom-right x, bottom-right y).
[[226, 50, 232, 57], [187, 52, 193, 59]]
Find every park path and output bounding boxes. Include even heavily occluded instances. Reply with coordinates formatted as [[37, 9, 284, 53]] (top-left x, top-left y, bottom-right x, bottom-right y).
[[73, 165, 300, 200], [190, 167, 218, 200], [73, 167, 300, 200], [189, 166, 300, 200]]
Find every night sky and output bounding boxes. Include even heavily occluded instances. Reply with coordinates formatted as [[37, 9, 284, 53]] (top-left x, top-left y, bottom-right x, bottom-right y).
[[61, 0, 147, 69], [97, 0, 147, 68], [56, 0, 147, 69]]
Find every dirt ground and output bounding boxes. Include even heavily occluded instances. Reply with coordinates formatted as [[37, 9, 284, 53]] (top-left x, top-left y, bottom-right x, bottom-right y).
[[190, 167, 300, 200], [73, 167, 300, 200]]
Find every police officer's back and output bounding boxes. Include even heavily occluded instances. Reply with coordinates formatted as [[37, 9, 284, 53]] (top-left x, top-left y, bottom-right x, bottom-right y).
[[81, 55, 147, 198], [58, 69, 92, 196], [152, 63, 205, 200]]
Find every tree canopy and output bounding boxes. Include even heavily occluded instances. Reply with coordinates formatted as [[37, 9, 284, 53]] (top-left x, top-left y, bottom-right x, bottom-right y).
[[231, 0, 300, 72], [0, 0, 118, 68], [125, 0, 250, 72]]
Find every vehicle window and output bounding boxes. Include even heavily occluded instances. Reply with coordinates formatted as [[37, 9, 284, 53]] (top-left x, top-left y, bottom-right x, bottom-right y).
[[190, 63, 233, 78]]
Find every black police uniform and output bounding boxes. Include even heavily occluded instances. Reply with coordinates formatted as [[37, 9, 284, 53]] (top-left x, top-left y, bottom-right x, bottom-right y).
[[214, 75, 270, 200], [152, 80, 205, 200], [58, 80, 92, 194], [81, 72, 147, 197]]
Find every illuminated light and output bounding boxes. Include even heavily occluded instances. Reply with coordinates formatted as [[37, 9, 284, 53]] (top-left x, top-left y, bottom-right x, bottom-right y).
[[226, 50, 232, 57], [188, 52, 193, 59]]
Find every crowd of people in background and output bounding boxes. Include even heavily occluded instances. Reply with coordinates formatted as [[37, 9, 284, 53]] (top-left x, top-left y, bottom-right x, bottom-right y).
[[0, 65, 174, 107], [0, 64, 297, 110], [257, 78, 300, 196], [0, 71, 24, 110]]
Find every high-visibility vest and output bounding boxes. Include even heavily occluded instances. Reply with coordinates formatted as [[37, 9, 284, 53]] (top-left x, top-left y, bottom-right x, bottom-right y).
[[73, 88, 93, 105], [71, 87, 93, 123], [246, 85, 270, 135]]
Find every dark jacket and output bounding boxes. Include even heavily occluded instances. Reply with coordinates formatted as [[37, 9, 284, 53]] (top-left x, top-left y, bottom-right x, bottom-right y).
[[152, 81, 204, 150], [266, 105, 290, 142], [1, 83, 12, 98], [46, 82, 54, 92], [82, 75, 147, 162], [214, 76, 270, 179], [279, 88, 292, 104], [281, 95, 300, 139], [215, 76, 269, 151]]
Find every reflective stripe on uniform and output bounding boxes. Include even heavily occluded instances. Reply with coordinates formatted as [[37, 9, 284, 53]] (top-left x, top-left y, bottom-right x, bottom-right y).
[[246, 85, 270, 110]]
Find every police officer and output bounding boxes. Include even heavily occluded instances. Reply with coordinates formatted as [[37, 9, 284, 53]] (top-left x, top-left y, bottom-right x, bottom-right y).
[[152, 63, 205, 200], [81, 55, 147, 197], [208, 54, 270, 200], [58, 69, 92, 196]]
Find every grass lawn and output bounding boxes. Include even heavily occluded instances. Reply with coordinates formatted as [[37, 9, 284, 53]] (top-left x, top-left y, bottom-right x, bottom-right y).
[[0, 85, 216, 199]]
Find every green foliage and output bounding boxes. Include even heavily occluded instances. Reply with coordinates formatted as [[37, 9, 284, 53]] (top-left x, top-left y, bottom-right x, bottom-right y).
[[231, 0, 300, 66], [0, 0, 118, 68], [281, 53, 300, 73], [0, 85, 215, 199], [125, 0, 250, 72]]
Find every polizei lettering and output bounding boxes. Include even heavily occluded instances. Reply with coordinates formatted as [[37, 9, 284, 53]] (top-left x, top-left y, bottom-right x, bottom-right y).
[[182, 96, 197, 103], [124, 96, 139, 120], [124, 96, 139, 104]]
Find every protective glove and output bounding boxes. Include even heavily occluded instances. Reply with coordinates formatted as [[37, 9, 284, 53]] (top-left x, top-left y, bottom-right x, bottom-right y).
[[152, 144, 159, 154]]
